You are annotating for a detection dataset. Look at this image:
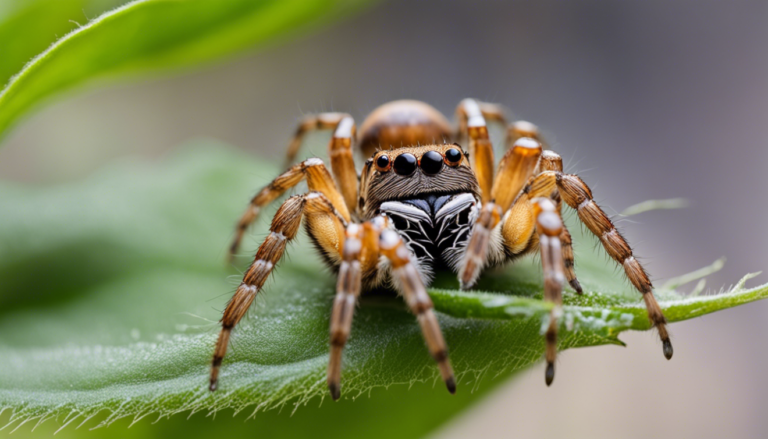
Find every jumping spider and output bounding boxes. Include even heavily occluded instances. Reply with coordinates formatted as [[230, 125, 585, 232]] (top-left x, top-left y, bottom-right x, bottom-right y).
[[210, 99, 673, 399]]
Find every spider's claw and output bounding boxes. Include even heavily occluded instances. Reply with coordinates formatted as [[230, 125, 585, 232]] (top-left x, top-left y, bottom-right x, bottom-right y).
[[445, 376, 456, 395], [329, 383, 341, 401], [570, 279, 583, 295], [545, 362, 555, 386], [663, 338, 673, 360], [209, 379, 218, 392]]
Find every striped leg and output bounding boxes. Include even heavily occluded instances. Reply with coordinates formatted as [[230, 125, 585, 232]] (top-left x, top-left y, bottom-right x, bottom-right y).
[[327, 223, 365, 400], [459, 137, 541, 289], [506, 120, 547, 150], [380, 229, 456, 394], [326, 115, 359, 215], [210, 192, 347, 391], [556, 172, 673, 359], [229, 158, 350, 260], [284, 112, 351, 167], [537, 150, 582, 294], [455, 99, 496, 202], [532, 198, 565, 385]]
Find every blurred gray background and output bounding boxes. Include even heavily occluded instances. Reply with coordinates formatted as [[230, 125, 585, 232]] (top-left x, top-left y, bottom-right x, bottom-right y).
[[1, 1, 767, 437]]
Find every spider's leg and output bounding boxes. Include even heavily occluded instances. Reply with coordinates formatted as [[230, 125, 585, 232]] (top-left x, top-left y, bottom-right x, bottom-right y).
[[211, 192, 346, 391], [229, 158, 350, 260], [328, 223, 364, 400], [380, 229, 456, 394], [506, 120, 547, 150], [537, 150, 583, 294], [454, 99, 497, 202], [284, 112, 351, 168], [459, 137, 542, 289], [555, 171, 672, 358], [326, 216, 388, 400], [521, 168, 673, 359], [326, 115, 359, 215], [532, 198, 566, 385]]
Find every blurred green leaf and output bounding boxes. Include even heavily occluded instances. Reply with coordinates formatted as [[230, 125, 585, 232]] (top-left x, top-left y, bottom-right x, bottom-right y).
[[0, 0, 126, 88], [0, 0, 374, 140], [0, 142, 765, 437]]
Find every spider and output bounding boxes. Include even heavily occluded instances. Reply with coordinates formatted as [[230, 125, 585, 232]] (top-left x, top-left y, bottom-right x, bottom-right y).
[[209, 99, 673, 399]]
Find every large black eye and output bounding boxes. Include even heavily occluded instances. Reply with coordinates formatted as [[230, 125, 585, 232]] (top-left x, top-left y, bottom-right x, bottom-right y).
[[444, 148, 462, 166], [375, 154, 390, 171], [420, 151, 443, 175], [393, 153, 417, 176]]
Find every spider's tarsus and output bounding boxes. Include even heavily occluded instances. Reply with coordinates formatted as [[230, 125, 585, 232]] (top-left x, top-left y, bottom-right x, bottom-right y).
[[329, 383, 341, 401], [209, 380, 218, 392], [662, 338, 673, 360], [570, 279, 583, 295], [445, 377, 457, 394], [545, 362, 555, 386]]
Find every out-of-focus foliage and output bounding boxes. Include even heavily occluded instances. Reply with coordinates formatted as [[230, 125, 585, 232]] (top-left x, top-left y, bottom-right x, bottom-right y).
[[0, 0, 374, 140], [0, 0, 126, 88], [0, 143, 764, 437]]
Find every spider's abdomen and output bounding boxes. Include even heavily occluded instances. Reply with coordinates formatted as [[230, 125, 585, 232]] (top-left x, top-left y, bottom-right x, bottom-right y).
[[379, 192, 478, 272], [358, 100, 453, 159]]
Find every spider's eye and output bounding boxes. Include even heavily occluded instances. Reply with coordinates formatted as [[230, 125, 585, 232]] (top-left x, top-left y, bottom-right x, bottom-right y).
[[375, 154, 391, 172], [420, 151, 443, 175], [393, 153, 417, 176], [444, 148, 462, 166]]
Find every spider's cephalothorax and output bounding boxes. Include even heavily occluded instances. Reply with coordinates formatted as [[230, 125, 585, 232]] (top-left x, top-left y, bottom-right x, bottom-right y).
[[211, 99, 674, 400]]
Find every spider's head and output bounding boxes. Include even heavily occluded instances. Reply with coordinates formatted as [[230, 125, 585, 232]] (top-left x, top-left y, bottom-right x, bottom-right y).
[[360, 144, 480, 218]]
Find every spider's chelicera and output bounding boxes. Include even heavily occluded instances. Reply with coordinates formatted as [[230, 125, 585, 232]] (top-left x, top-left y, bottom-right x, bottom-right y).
[[210, 99, 673, 399]]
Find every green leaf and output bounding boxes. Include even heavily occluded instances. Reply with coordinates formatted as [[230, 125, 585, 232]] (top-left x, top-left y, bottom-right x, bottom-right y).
[[0, 0, 374, 140], [0, 142, 765, 437], [0, 0, 126, 89]]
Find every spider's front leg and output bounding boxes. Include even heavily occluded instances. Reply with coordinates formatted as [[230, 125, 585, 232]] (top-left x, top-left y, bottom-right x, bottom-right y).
[[229, 155, 353, 261], [210, 192, 347, 391], [459, 137, 543, 288], [327, 217, 456, 399]]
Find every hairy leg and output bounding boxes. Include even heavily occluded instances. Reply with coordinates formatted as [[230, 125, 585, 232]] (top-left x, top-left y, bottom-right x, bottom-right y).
[[229, 158, 350, 260], [210, 192, 346, 391], [520, 167, 673, 359], [459, 137, 542, 289], [455, 99, 496, 202], [380, 229, 456, 394], [532, 198, 566, 385], [284, 112, 351, 168]]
